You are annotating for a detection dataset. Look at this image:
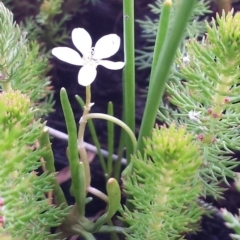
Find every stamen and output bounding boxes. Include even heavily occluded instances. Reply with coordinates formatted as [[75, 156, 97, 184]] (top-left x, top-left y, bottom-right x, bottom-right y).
[[91, 47, 95, 57]]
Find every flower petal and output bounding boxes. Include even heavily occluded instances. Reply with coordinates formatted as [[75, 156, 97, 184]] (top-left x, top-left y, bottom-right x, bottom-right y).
[[94, 34, 121, 60], [78, 66, 97, 86], [72, 28, 92, 58], [52, 47, 83, 66], [98, 60, 125, 70]]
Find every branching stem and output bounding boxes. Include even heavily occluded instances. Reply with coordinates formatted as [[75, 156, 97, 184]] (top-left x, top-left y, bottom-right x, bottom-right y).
[[78, 85, 92, 187]]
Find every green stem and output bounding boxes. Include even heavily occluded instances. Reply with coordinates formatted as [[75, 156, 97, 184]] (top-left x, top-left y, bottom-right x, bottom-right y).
[[81, 178, 121, 233], [75, 95, 108, 176], [98, 225, 128, 234], [72, 226, 96, 240], [38, 127, 68, 209], [137, 0, 196, 153], [85, 113, 137, 153], [107, 220, 120, 240], [113, 130, 125, 180], [107, 102, 114, 177], [77, 162, 86, 216], [87, 186, 108, 203], [123, 0, 135, 163], [78, 85, 91, 187]]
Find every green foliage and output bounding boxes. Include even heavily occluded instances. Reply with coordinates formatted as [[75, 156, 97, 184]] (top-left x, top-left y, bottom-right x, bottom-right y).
[[220, 174, 240, 239], [159, 10, 240, 198], [2, 0, 98, 48], [222, 208, 240, 240], [0, 2, 53, 117], [0, 90, 68, 239], [136, 0, 211, 70], [0, 3, 69, 239], [122, 124, 203, 240], [28, 0, 70, 48]]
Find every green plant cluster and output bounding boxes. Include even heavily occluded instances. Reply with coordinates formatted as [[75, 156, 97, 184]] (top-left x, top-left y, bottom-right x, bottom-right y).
[[2, 0, 240, 239], [222, 208, 240, 240], [122, 124, 203, 239], [0, 3, 69, 238], [2, 0, 98, 48], [159, 10, 240, 198], [0, 2, 53, 117], [0, 90, 68, 239]]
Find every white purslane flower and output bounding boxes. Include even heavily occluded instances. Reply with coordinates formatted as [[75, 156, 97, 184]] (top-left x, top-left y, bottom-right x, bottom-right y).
[[183, 54, 190, 64], [188, 110, 201, 123], [52, 28, 125, 86]]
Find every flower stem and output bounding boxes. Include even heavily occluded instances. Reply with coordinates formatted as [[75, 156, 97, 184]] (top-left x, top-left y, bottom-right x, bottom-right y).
[[75, 95, 108, 175], [85, 113, 137, 153], [87, 186, 108, 203], [78, 85, 92, 187]]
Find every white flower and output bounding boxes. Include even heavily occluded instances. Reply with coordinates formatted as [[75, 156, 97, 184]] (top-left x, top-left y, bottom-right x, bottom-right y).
[[183, 55, 190, 64], [188, 110, 201, 123], [52, 28, 125, 86]]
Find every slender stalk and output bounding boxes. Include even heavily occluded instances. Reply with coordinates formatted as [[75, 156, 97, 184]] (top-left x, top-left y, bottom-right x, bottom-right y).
[[98, 225, 129, 234], [85, 113, 137, 152], [87, 186, 108, 203], [107, 220, 120, 240], [113, 130, 125, 180], [77, 162, 86, 216], [77, 85, 92, 187], [47, 126, 127, 164], [137, 0, 197, 153], [38, 127, 68, 209], [123, 0, 135, 163], [78, 86, 91, 144], [72, 227, 96, 240], [75, 95, 108, 174], [107, 102, 114, 177]]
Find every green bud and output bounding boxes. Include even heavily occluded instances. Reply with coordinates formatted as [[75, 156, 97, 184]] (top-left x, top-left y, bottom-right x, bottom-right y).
[[0, 90, 32, 130], [207, 10, 240, 59]]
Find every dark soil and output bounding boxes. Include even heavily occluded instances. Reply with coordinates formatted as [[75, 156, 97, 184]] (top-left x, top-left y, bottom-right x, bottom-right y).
[[48, 1, 240, 239]]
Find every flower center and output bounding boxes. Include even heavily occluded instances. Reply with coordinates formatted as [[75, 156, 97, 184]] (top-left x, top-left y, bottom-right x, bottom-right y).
[[83, 47, 99, 66]]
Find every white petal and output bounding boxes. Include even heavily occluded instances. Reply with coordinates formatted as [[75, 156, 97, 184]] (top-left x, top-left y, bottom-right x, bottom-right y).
[[78, 66, 97, 86], [72, 28, 92, 58], [93, 34, 121, 60], [98, 60, 125, 70], [52, 47, 83, 65]]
